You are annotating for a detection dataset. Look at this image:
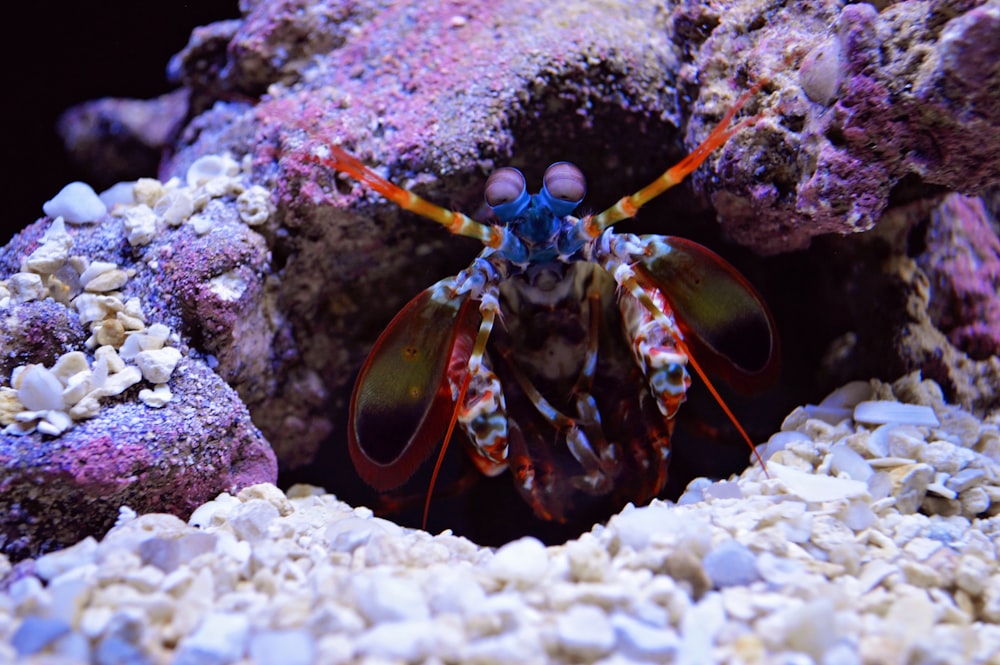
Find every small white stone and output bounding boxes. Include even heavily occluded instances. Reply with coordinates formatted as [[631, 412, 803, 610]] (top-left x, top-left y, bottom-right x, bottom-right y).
[[888, 463, 935, 514], [209, 271, 248, 301], [611, 612, 679, 660], [703, 540, 760, 588], [35, 536, 98, 581], [324, 515, 402, 552], [99, 181, 137, 208], [679, 593, 725, 665], [51, 352, 90, 384], [37, 410, 73, 436], [174, 612, 249, 665], [9, 272, 46, 303], [770, 463, 869, 503], [555, 604, 615, 658], [188, 214, 214, 235], [352, 573, 430, 623], [355, 619, 461, 661], [43, 182, 108, 223], [134, 346, 182, 384], [236, 185, 272, 226], [854, 401, 940, 427], [829, 444, 874, 482], [23, 236, 72, 275], [17, 365, 65, 412], [489, 536, 549, 584], [83, 269, 128, 293], [139, 383, 173, 408], [99, 365, 142, 396], [122, 204, 158, 246], [227, 499, 279, 543], [248, 630, 314, 665], [154, 188, 195, 226], [946, 468, 986, 492], [187, 154, 240, 188], [94, 346, 126, 373]]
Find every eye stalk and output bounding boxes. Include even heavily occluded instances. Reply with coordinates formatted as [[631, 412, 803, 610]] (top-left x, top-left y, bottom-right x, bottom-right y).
[[485, 167, 529, 221], [540, 162, 585, 216]]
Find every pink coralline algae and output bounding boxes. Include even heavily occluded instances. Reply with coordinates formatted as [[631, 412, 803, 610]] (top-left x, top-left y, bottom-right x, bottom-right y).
[[918, 193, 1000, 360], [678, 0, 1000, 253]]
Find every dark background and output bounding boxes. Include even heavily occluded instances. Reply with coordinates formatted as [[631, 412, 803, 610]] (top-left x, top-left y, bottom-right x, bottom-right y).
[[2, 1, 240, 247]]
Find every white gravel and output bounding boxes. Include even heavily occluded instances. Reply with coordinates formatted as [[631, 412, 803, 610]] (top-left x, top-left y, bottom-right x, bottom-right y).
[[2, 373, 999, 664]]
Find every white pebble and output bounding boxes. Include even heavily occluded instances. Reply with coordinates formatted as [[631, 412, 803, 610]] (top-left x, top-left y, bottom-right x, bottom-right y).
[[9, 272, 46, 303], [43, 182, 107, 223], [187, 154, 239, 188], [248, 630, 314, 665], [770, 463, 869, 503], [138, 383, 173, 408], [352, 573, 430, 623], [174, 612, 249, 665], [134, 347, 182, 384], [99, 365, 142, 396], [16, 365, 65, 412], [678, 593, 725, 665], [703, 540, 760, 588], [99, 182, 137, 208], [555, 604, 616, 658], [611, 612, 679, 660], [829, 444, 874, 481], [154, 189, 195, 226], [488, 536, 549, 584], [227, 500, 279, 543], [122, 204, 158, 246], [854, 401, 940, 427], [35, 537, 98, 581], [237, 185, 272, 226], [355, 619, 461, 661]]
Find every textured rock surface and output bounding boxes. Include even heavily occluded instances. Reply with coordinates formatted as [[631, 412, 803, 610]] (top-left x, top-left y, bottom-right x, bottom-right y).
[[0, 171, 278, 560], [0, 358, 276, 562], [1, 378, 998, 663], [684, 0, 1000, 253]]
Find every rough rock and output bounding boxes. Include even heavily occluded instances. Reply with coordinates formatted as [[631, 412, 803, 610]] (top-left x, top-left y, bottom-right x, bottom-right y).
[[0, 358, 276, 561], [684, 0, 1000, 253]]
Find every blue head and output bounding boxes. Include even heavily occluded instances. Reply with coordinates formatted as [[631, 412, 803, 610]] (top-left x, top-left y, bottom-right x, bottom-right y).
[[485, 162, 587, 263]]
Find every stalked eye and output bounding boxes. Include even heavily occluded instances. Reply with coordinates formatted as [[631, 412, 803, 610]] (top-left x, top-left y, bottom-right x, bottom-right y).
[[542, 162, 586, 202], [485, 167, 527, 207], [485, 167, 530, 221]]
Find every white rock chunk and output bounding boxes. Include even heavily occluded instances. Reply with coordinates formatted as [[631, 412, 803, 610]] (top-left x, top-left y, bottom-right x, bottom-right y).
[[352, 574, 430, 624], [489, 536, 549, 584], [122, 204, 158, 246], [555, 604, 615, 658], [854, 401, 940, 427], [770, 463, 869, 503], [43, 182, 107, 223], [16, 365, 65, 412], [186, 154, 240, 187], [174, 612, 249, 665], [9, 272, 46, 303], [135, 347, 182, 384]]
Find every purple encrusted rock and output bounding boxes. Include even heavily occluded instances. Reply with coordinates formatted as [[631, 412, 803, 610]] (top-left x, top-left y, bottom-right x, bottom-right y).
[[0, 357, 275, 561], [678, 0, 1000, 253], [918, 193, 1000, 360]]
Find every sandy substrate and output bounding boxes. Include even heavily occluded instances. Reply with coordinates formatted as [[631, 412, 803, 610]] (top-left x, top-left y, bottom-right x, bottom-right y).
[[2, 374, 999, 664]]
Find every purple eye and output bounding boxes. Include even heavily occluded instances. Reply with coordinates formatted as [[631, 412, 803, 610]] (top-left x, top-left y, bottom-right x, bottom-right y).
[[485, 167, 527, 207], [542, 162, 586, 203]]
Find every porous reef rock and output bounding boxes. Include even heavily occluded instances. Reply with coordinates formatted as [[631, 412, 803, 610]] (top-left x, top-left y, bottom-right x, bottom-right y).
[[0, 174, 278, 560], [39, 0, 1000, 487]]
